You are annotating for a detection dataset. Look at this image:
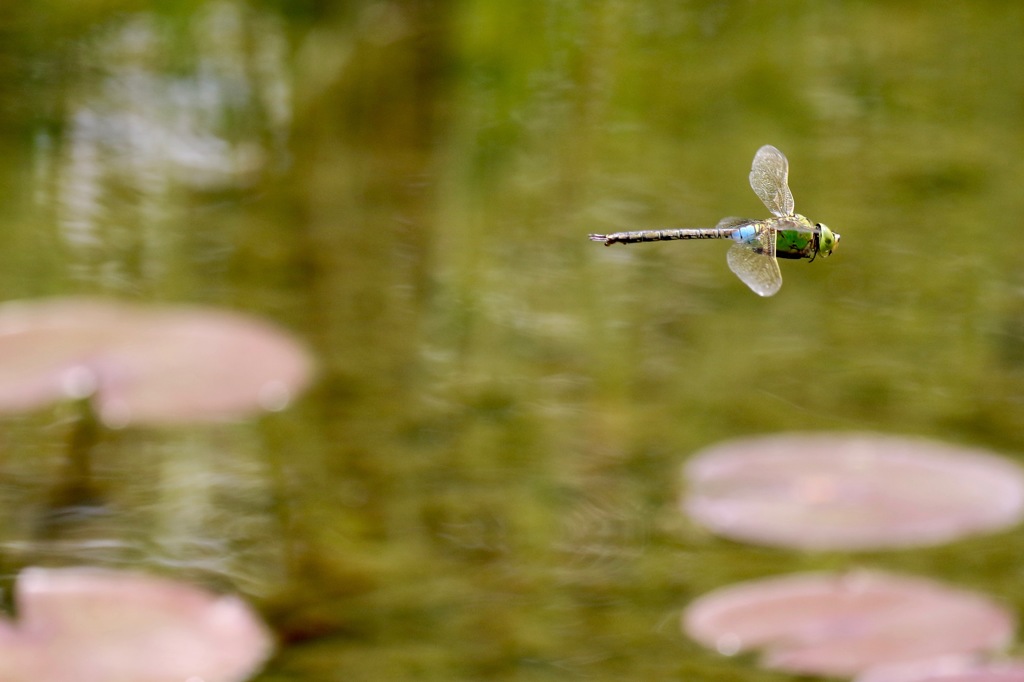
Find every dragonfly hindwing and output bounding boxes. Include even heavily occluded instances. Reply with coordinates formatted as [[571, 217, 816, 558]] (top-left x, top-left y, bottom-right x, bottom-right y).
[[725, 225, 782, 297]]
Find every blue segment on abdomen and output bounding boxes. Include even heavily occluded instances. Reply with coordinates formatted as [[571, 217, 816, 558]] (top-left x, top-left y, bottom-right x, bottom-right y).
[[731, 225, 758, 243]]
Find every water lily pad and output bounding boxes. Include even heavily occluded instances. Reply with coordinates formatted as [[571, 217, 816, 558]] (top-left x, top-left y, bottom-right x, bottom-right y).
[[683, 570, 1015, 678], [0, 297, 313, 427], [856, 658, 1024, 682], [0, 567, 273, 682], [684, 433, 1024, 550]]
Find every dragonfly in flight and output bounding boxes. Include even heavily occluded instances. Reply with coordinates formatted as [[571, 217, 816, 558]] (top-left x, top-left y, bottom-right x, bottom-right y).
[[589, 145, 840, 296]]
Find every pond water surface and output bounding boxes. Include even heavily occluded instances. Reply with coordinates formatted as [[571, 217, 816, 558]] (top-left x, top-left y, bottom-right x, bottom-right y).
[[2, 1, 1024, 680]]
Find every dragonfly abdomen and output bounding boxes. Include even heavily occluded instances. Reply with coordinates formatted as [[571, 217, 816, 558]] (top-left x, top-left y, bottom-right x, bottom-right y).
[[589, 228, 740, 246]]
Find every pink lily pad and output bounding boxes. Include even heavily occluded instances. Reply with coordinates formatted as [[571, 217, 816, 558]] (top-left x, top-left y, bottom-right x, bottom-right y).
[[0, 567, 273, 682], [683, 570, 1015, 678], [857, 658, 1024, 682], [0, 297, 313, 427], [684, 433, 1024, 550]]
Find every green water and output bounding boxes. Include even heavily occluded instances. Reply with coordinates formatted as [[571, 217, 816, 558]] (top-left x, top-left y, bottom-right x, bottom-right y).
[[2, 1, 1024, 679]]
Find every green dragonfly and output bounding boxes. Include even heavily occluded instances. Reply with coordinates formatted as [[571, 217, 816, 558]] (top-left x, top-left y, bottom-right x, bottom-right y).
[[588, 145, 840, 296]]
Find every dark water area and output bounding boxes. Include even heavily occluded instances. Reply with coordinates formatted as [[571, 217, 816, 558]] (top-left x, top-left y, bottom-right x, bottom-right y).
[[1, 1, 1024, 679]]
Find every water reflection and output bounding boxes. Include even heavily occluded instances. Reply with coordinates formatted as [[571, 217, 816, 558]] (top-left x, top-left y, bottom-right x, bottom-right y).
[[39, 2, 291, 291]]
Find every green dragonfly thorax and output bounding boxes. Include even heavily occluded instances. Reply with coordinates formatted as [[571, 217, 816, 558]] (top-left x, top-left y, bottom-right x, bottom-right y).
[[772, 214, 840, 261]]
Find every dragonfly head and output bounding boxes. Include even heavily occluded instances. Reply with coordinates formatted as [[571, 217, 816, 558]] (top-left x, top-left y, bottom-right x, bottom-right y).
[[815, 223, 840, 258]]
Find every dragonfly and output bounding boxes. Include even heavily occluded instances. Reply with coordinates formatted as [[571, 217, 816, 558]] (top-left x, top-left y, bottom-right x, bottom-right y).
[[588, 145, 840, 296]]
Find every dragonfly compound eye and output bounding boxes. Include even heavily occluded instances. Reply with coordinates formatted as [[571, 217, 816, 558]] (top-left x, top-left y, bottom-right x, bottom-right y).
[[816, 223, 839, 257]]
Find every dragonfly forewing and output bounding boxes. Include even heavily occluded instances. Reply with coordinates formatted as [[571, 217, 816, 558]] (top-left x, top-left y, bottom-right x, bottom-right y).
[[716, 216, 754, 230], [773, 216, 817, 234], [725, 224, 782, 297], [749, 145, 794, 217]]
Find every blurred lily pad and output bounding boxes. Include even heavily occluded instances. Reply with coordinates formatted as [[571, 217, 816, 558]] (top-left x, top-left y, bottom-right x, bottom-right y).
[[683, 569, 1015, 678], [684, 433, 1024, 550], [856, 658, 1024, 682], [0, 566, 273, 682], [0, 297, 313, 427]]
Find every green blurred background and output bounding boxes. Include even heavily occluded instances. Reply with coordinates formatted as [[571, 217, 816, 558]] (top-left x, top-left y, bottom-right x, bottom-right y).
[[2, 0, 1024, 679]]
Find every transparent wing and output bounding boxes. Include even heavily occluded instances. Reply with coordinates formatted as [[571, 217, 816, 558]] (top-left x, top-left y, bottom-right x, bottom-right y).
[[773, 216, 817, 234], [749, 145, 794, 217], [726, 224, 782, 296], [716, 216, 754, 230]]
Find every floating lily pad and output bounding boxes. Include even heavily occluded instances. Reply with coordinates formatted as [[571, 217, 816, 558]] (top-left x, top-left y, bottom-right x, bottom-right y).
[[0, 567, 273, 682], [683, 570, 1015, 678], [0, 297, 313, 427], [684, 433, 1024, 550], [856, 658, 1024, 682]]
